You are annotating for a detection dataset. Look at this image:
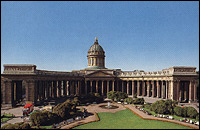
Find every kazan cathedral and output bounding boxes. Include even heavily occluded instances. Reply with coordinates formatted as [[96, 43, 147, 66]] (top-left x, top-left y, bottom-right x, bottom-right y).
[[1, 37, 198, 108]]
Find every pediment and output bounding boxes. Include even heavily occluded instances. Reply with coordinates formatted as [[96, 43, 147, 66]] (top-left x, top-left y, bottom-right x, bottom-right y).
[[86, 70, 114, 77]]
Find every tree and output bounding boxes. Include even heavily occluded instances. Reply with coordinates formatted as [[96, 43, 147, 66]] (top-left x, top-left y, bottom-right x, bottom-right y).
[[182, 107, 188, 117], [134, 98, 144, 105], [124, 97, 134, 104], [107, 91, 118, 101], [53, 102, 71, 119], [187, 107, 198, 118], [174, 106, 183, 116]]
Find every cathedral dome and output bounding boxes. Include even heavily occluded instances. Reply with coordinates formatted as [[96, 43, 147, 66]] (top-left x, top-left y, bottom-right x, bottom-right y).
[[87, 37, 106, 69], [88, 37, 105, 55]]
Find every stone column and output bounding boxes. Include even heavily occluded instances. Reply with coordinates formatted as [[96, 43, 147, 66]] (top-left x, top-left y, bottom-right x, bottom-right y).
[[2, 80, 12, 107], [157, 81, 160, 98], [165, 81, 168, 99], [137, 80, 140, 96], [96, 80, 98, 93], [161, 81, 164, 99], [127, 81, 129, 95], [189, 80, 194, 103], [102, 81, 104, 95], [66, 80, 69, 96], [25, 80, 37, 104], [112, 80, 115, 91], [152, 81, 155, 98], [44, 81, 47, 99], [77, 80, 80, 95], [122, 81, 124, 93], [194, 80, 197, 102], [142, 81, 145, 96], [184, 82, 187, 100], [132, 81, 135, 97], [147, 81, 150, 97], [62, 81, 66, 96]]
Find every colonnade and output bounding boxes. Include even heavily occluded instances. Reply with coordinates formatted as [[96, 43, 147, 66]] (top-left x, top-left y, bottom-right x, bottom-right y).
[[84, 79, 198, 103], [1, 79, 198, 108]]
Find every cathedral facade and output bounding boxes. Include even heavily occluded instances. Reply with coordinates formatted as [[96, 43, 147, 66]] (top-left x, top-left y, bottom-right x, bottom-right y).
[[1, 38, 198, 108]]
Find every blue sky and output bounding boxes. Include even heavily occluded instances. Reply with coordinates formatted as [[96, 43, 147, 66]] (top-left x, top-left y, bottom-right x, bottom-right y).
[[1, 1, 199, 73]]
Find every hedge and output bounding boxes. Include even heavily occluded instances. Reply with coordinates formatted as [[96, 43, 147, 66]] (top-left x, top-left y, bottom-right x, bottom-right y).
[[1, 122, 31, 129]]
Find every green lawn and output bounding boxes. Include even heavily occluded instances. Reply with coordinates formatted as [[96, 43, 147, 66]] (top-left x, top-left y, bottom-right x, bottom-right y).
[[1, 113, 14, 123], [73, 109, 191, 129]]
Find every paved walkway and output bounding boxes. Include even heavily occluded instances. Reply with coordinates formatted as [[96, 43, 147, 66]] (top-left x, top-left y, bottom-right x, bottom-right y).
[[1, 106, 41, 127], [125, 104, 199, 129]]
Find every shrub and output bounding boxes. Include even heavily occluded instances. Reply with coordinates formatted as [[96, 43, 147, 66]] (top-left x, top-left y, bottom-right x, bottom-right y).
[[134, 98, 144, 105], [21, 123, 31, 129], [30, 111, 61, 126], [1, 123, 12, 129], [80, 93, 104, 104], [124, 97, 134, 104], [174, 106, 183, 116], [53, 103, 71, 120], [1, 122, 30, 129], [143, 104, 151, 109], [150, 100, 177, 115], [3, 124, 15, 129], [107, 91, 118, 101], [182, 107, 188, 117], [187, 107, 198, 118]]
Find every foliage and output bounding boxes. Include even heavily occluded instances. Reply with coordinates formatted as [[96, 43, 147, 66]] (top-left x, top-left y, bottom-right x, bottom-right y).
[[30, 110, 61, 126], [53, 98, 78, 120], [1, 122, 30, 129], [79, 93, 104, 104], [124, 97, 134, 104], [72, 97, 81, 106], [107, 91, 118, 101], [196, 114, 199, 121], [133, 94, 137, 98], [174, 106, 183, 116], [107, 91, 128, 101], [150, 100, 177, 114], [133, 98, 144, 105], [186, 107, 198, 118], [142, 104, 151, 109], [182, 107, 188, 117]]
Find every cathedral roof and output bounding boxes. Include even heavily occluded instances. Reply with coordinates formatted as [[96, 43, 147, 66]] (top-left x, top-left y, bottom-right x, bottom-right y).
[[88, 37, 105, 53]]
